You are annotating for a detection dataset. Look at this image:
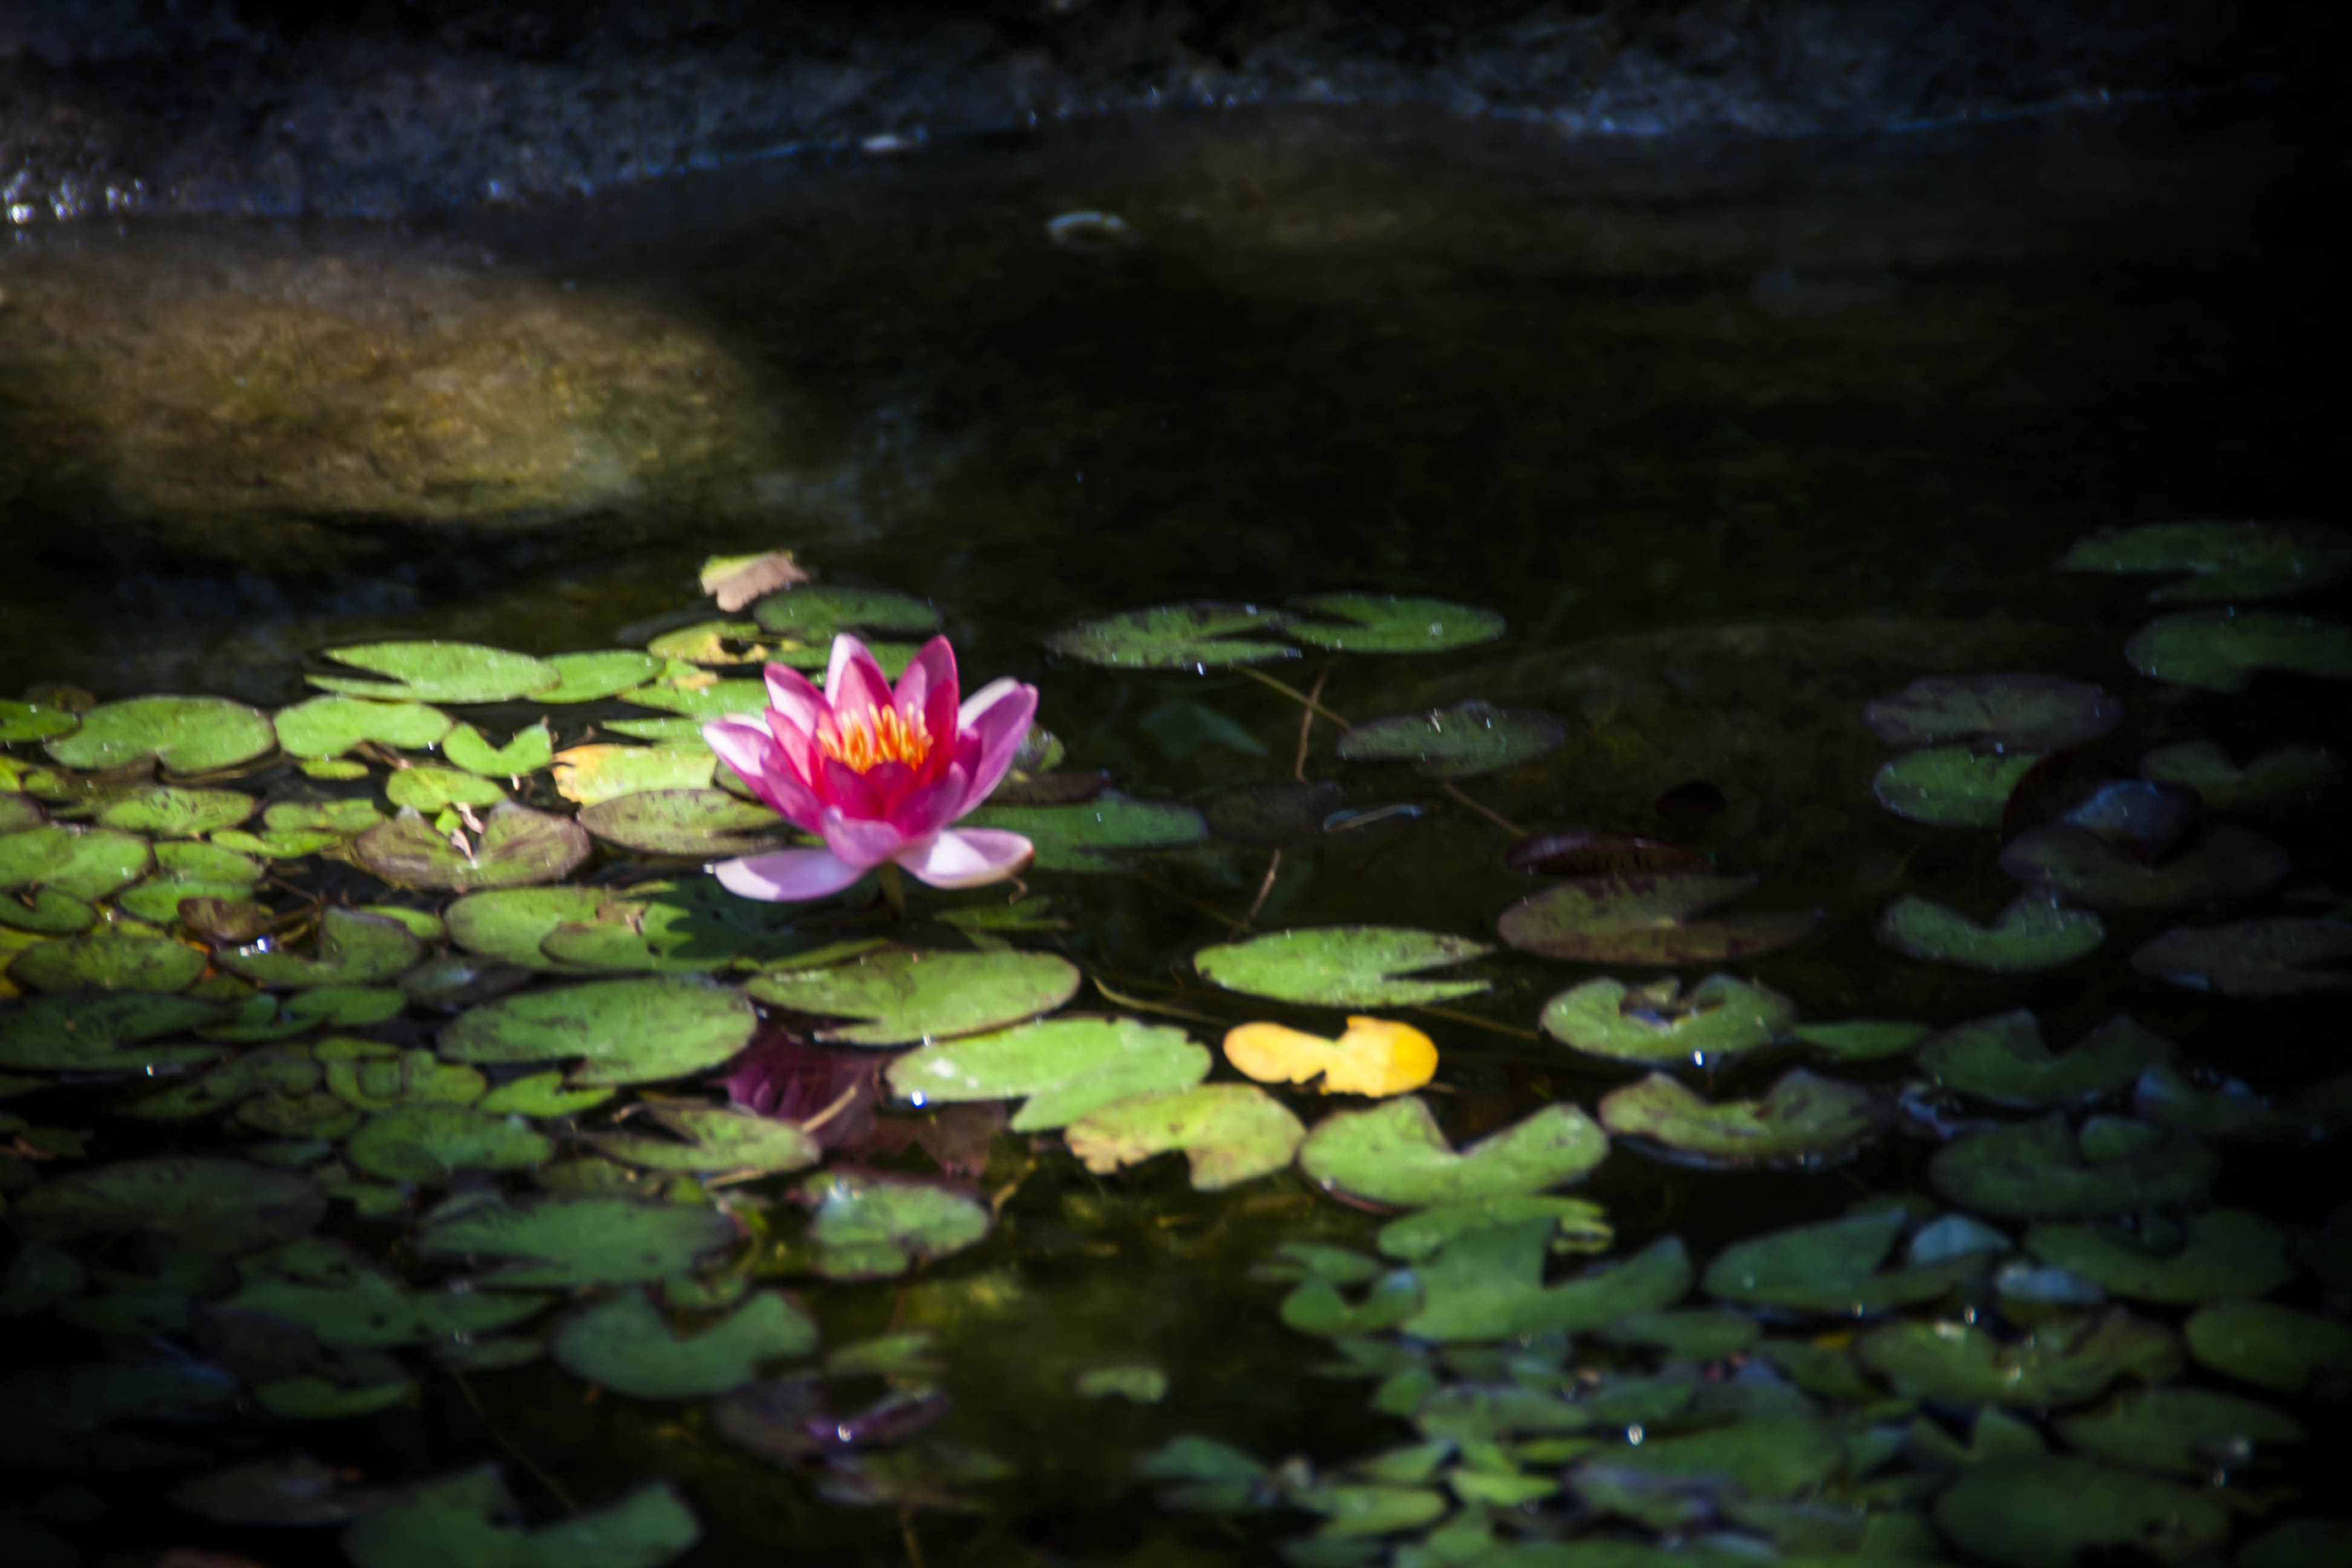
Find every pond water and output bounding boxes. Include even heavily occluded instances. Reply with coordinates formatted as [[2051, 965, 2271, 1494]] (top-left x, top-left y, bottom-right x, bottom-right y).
[[2, 104, 2347, 1568]]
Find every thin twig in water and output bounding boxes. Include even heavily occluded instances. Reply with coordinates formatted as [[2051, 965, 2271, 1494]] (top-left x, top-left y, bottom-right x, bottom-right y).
[[1411, 1004, 1541, 1041], [1294, 663, 1336, 780], [1439, 780, 1524, 838], [450, 1368, 579, 1514], [1235, 849, 1282, 935], [901, 1509, 928, 1568], [1089, 973, 1224, 1025], [799, 1081, 864, 1134], [1238, 665, 1352, 728]]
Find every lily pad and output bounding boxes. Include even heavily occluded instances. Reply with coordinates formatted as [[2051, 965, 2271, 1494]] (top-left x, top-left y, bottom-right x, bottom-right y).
[[750, 583, 941, 642], [440, 722, 555, 777], [12, 1157, 324, 1255], [273, 696, 453, 759], [0, 793, 43, 832], [550, 1288, 815, 1399], [1598, 1070, 1889, 1169], [1376, 1196, 1612, 1261], [310, 642, 562, 704], [446, 886, 614, 970], [1221, 1017, 1437, 1097], [1918, 1011, 2177, 1108], [1873, 747, 2040, 828], [1540, 974, 1796, 1066], [1336, 701, 1565, 779], [538, 884, 811, 975], [1929, 1115, 2219, 1218], [1790, 1019, 1930, 1060], [1858, 1308, 2181, 1406], [2000, 822, 2290, 910], [1195, 926, 1490, 1008], [416, 1195, 740, 1289], [0, 993, 223, 1070], [886, 1016, 1209, 1130], [1500, 873, 1820, 964], [213, 826, 342, 859], [1044, 603, 1296, 669], [1880, 893, 2105, 972], [1410, 1226, 1688, 1344], [354, 804, 591, 891], [800, 1171, 991, 1280], [7, 929, 206, 993], [341, 1466, 699, 1568], [0, 887, 95, 934], [578, 790, 788, 858], [618, 681, 769, 720], [2056, 1387, 2304, 1474], [2138, 740, 2342, 811], [439, 978, 759, 1086], [1861, 673, 2123, 752], [0, 823, 153, 901], [2182, 1300, 2352, 1392], [386, 766, 506, 812], [43, 695, 276, 774], [94, 786, 256, 837], [748, 947, 1080, 1047], [963, 794, 1209, 872], [264, 799, 388, 835], [2060, 519, 2352, 603], [345, 1105, 555, 1183], [1703, 1207, 1988, 1314], [223, 1240, 550, 1346], [2125, 610, 2352, 693], [1933, 1455, 2227, 1568], [532, 650, 669, 704], [551, 745, 716, 806], [1282, 593, 1504, 653], [1064, 1084, 1305, 1190], [2131, 918, 2352, 996], [1298, 1096, 1607, 1207], [0, 701, 77, 743], [219, 908, 424, 990], [586, 1105, 822, 1175], [2240, 1520, 2352, 1568]]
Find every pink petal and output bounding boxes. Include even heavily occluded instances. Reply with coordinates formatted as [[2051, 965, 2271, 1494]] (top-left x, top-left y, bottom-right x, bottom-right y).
[[890, 765, 972, 843], [818, 807, 906, 870], [762, 663, 828, 736], [953, 678, 1040, 811], [714, 847, 869, 902], [820, 754, 889, 823], [703, 720, 823, 831], [825, 634, 893, 720], [765, 713, 825, 800], [893, 636, 958, 731], [895, 828, 1034, 890]]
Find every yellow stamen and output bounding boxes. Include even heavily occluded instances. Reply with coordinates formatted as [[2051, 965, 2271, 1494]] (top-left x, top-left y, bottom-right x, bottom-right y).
[[820, 705, 932, 774]]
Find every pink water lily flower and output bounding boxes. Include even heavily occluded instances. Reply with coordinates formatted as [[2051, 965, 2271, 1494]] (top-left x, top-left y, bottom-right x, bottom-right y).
[[702, 634, 1038, 901]]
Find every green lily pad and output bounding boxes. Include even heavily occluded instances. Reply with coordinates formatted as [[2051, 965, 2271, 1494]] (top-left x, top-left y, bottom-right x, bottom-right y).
[[7, 929, 206, 993], [212, 826, 342, 858], [1065, 1084, 1305, 1189], [310, 642, 563, 704], [647, 620, 767, 665], [1194, 926, 1490, 1008], [2126, 609, 2352, 693], [0, 887, 96, 934], [446, 886, 613, 970], [416, 1195, 740, 1289], [616, 681, 768, 720], [1880, 893, 2105, 972], [1930, 1115, 2219, 1218], [0, 823, 153, 901], [2060, 519, 2352, 603], [125, 1047, 319, 1119], [1376, 1196, 1612, 1261], [552, 745, 717, 805], [1859, 1308, 2181, 1406], [2183, 1300, 2352, 1392], [2241, 1520, 2352, 1568], [156, 839, 265, 881], [260, 800, 386, 837], [1933, 1455, 2227, 1568], [887, 1016, 1209, 1130], [1573, 1416, 1845, 1515], [218, 908, 424, 990], [0, 993, 223, 1070], [578, 790, 788, 858], [345, 1104, 555, 1183], [964, 794, 1209, 872], [11, 1157, 324, 1255], [43, 695, 276, 774], [1336, 701, 1565, 779], [94, 786, 256, 837], [1862, 673, 2123, 751], [1500, 873, 1820, 965], [442, 722, 555, 777], [601, 717, 711, 744], [2130, 1063, 2333, 1143], [1918, 1011, 2177, 1108], [2131, 918, 2352, 996], [439, 978, 759, 1085], [1790, 1019, 1930, 1060], [477, 1072, 615, 1119], [0, 701, 77, 743], [322, 1040, 485, 1110], [1597, 1307, 1759, 1361], [2001, 822, 2290, 910], [800, 1171, 991, 1280], [354, 804, 591, 891], [1873, 747, 2041, 827], [386, 766, 506, 812], [2056, 1387, 2304, 1474], [1597, 1070, 1889, 1169], [537, 882, 811, 974], [550, 1288, 814, 1399], [239, 1088, 362, 1138], [1299, 1097, 1607, 1207], [0, 793, 43, 832], [273, 696, 453, 758], [341, 1466, 699, 1568], [1540, 974, 1797, 1066], [1411, 1225, 1688, 1343], [747, 947, 1080, 1047], [535, 651, 670, 704], [1044, 603, 1296, 669], [1702, 1207, 1989, 1314], [2138, 739, 2343, 811], [586, 1105, 822, 1175], [750, 583, 941, 642], [224, 1239, 550, 1346], [1282, 593, 1504, 653]]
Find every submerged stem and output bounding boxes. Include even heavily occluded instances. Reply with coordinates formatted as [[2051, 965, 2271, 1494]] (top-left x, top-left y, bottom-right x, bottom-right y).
[[1239, 664, 1353, 728], [1439, 780, 1524, 838], [878, 861, 907, 920]]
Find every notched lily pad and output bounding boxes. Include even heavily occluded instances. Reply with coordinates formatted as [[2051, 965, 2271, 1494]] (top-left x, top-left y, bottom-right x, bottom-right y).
[[43, 695, 276, 774], [1880, 893, 2105, 973], [2131, 918, 2352, 996], [416, 1195, 740, 1289], [2061, 519, 2352, 603], [2138, 739, 2342, 811], [345, 1105, 554, 1183], [0, 701, 77, 743], [7, 929, 207, 993], [579, 790, 789, 858], [445, 886, 613, 971], [1873, 746, 2040, 828], [1702, 1206, 1990, 1314], [1598, 1069, 1889, 1169], [439, 978, 759, 1086], [2001, 822, 2290, 910], [964, 794, 1209, 872], [887, 1016, 1209, 1131], [1064, 1083, 1305, 1190], [0, 992, 223, 1070], [1540, 974, 1795, 1066], [1298, 1096, 1607, 1207], [310, 642, 562, 704], [1930, 1115, 2219, 1218], [1044, 603, 1296, 670], [13, 1157, 325, 1255], [2125, 610, 2352, 693], [1281, 593, 1504, 654], [95, 786, 256, 837], [1862, 673, 2122, 753], [1500, 872, 1818, 964], [1918, 1011, 2177, 1108], [1195, 926, 1489, 1008], [750, 583, 941, 644], [550, 1288, 815, 1399], [354, 805, 591, 891], [1859, 1308, 2182, 1408], [0, 823, 154, 902], [747, 947, 1080, 1047], [386, 766, 505, 812], [219, 909, 425, 990], [2056, 1386, 2304, 1475], [273, 696, 453, 759], [339, 1466, 699, 1568], [799, 1172, 991, 1280], [586, 1105, 822, 1175], [2183, 1300, 2352, 1393], [551, 745, 716, 806], [1336, 701, 1564, 779]]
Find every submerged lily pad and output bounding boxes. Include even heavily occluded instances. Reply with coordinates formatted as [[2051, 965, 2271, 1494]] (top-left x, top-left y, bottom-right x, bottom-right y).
[[887, 1016, 1209, 1130], [1540, 974, 1795, 1066], [1873, 747, 2041, 828], [964, 794, 1209, 872], [2137, 739, 2342, 811], [439, 978, 759, 1085], [1282, 594, 1504, 653], [1880, 893, 2105, 972], [1195, 926, 1490, 1008], [354, 805, 591, 891], [220, 908, 424, 990], [2183, 1300, 2352, 1392], [578, 790, 788, 858], [550, 1289, 815, 1399], [1044, 604, 1295, 669], [1933, 1455, 2227, 1568], [1863, 672, 2123, 753], [1500, 873, 1819, 964], [586, 1105, 822, 1175], [311, 642, 562, 704], [2000, 823, 2290, 910], [1598, 1070, 1889, 1169], [1299, 1097, 1607, 1207], [273, 696, 452, 759], [43, 695, 276, 774], [0, 993, 223, 1070], [2131, 918, 2352, 996], [12, 1157, 324, 1255], [1199, 779, 1348, 848], [800, 1172, 991, 1279], [340, 1466, 698, 1568], [416, 1195, 740, 1289], [1918, 1011, 2177, 1108], [1336, 701, 1564, 779], [1065, 1084, 1305, 1190], [1930, 1115, 2219, 1218], [2061, 519, 2352, 603], [2056, 1387, 2304, 1474], [2125, 610, 2352, 693], [1860, 1308, 2181, 1407], [1702, 1207, 1988, 1314], [748, 947, 1079, 1047], [94, 786, 256, 837]]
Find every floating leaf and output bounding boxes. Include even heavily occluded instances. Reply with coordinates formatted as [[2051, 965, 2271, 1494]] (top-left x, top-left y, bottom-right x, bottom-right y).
[[2125, 610, 2352, 693], [477, 1072, 615, 1119], [7, 929, 206, 993], [1918, 1011, 2177, 1108], [551, 745, 716, 805], [214, 825, 342, 859], [535, 650, 670, 705], [439, 978, 759, 1086], [750, 583, 939, 642], [0, 702, 77, 743], [12, 1157, 324, 1255], [538, 883, 811, 974], [551, 1289, 814, 1399], [963, 794, 1208, 872], [2183, 1300, 2352, 1392], [1065, 1084, 1305, 1190], [1223, 1017, 1437, 1097], [1500, 873, 1819, 965], [1873, 747, 2040, 828], [273, 696, 452, 759], [1376, 1197, 1612, 1262], [2131, 917, 2352, 996], [1929, 1115, 2218, 1218], [702, 549, 810, 612], [1880, 893, 2104, 972], [341, 1466, 699, 1568], [1044, 603, 1295, 669], [354, 804, 591, 891], [1702, 1207, 1987, 1314], [43, 695, 276, 774], [2137, 739, 2342, 811], [800, 1172, 991, 1280], [265, 799, 388, 835], [748, 947, 1079, 1047], [619, 681, 769, 720], [586, 1105, 822, 1175], [1540, 974, 1795, 1066], [1075, 1365, 1167, 1403], [1597, 1070, 1889, 1169], [1195, 927, 1489, 1009], [1299, 1097, 1607, 1207], [1859, 1308, 2181, 1406], [2060, 519, 2352, 603], [1932, 1455, 2226, 1568], [0, 793, 44, 833], [386, 765, 506, 812], [0, 993, 223, 1070], [345, 1105, 555, 1183], [1410, 1226, 1688, 1344], [886, 1016, 1208, 1130], [219, 908, 424, 990], [310, 642, 562, 704], [578, 790, 788, 858], [0, 823, 153, 902], [1861, 673, 2123, 751], [416, 1196, 739, 1289], [2056, 1387, 2304, 1474], [1282, 594, 1504, 654], [1336, 701, 1564, 779], [2000, 822, 2290, 910], [647, 620, 773, 667], [94, 786, 256, 837], [1791, 1019, 1930, 1060], [224, 1239, 549, 1346], [446, 886, 613, 970], [0, 887, 95, 935]]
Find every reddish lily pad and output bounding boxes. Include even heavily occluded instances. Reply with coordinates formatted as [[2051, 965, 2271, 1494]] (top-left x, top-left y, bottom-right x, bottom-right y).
[[2137, 739, 2342, 811], [1540, 974, 1795, 1066], [1930, 1114, 2218, 1218], [2125, 610, 2352, 693], [353, 804, 591, 892], [1879, 893, 2104, 973], [1862, 673, 2123, 752], [1598, 1069, 1889, 1169], [1336, 701, 1565, 779], [1044, 603, 1296, 670], [1917, 1011, 2178, 1108], [1498, 872, 1820, 965], [2131, 918, 2352, 996], [2060, 518, 2352, 603], [2000, 822, 2289, 910]]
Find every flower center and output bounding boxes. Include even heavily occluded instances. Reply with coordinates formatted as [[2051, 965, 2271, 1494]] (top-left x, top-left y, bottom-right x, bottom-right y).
[[822, 705, 932, 774]]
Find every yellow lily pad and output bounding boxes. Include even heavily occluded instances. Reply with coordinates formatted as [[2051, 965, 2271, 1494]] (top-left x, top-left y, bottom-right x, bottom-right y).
[[1223, 1016, 1437, 1097]]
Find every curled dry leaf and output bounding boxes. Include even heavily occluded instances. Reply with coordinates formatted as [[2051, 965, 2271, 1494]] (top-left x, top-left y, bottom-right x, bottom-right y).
[[701, 549, 811, 613], [1222, 1016, 1439, 1097]]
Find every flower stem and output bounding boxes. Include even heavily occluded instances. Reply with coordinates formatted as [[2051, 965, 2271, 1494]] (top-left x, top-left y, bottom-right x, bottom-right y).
[[1238, 664, 1353, 728], [878, 862, 907, 920]]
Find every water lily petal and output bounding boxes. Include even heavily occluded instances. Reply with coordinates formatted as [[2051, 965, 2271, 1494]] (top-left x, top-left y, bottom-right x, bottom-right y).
[[762, 662, 828, 737], [895, 827, 1034, 889], [704, 719, 824, 831], [956, 677, 1041, 808], [892, 765, 973, 843], [895, 636, 959, 736], [821, 754, 890, 824], [819, 806, 907, 870], [715, 846, 869, 901], [826, 633, 895, 720]]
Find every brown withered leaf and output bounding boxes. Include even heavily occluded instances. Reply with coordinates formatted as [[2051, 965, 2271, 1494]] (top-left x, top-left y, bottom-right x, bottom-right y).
[[702, 550, 812, 613]]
